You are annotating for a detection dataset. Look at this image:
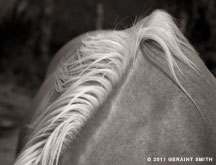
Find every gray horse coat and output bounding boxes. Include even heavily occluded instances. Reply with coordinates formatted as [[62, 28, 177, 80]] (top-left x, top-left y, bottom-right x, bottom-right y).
[[15, 10, 216, 165]]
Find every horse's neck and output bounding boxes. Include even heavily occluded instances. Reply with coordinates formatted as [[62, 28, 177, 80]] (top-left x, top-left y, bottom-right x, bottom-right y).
[[16, 30, 114, 154], [59, 51, 216, 164], [46, 30, 108, 77], [24, 31, 108, 124]]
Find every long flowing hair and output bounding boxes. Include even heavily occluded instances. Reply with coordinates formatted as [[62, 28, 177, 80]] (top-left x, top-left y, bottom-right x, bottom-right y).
[[15, 10, 202, 165]]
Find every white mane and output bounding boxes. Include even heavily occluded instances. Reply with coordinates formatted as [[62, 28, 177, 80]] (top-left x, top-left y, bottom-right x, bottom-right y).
[[15, 10, 203, 165]]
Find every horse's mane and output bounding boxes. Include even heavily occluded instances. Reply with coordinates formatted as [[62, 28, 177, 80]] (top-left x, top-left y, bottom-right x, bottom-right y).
[[15, 10, 203, 165]]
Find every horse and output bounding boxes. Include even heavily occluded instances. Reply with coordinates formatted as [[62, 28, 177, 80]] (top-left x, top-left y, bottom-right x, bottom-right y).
[[14, 10, 216, 165]]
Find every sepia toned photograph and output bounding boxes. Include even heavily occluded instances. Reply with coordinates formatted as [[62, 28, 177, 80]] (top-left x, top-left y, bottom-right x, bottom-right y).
[[0, 0, 216, 164]]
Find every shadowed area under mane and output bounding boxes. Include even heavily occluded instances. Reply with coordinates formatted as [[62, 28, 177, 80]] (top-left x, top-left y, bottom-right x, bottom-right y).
[[14, 10, 216, 165]]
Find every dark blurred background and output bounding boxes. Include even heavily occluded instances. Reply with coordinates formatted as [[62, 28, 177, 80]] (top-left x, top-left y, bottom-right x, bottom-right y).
[[0, 0, 215, 164]]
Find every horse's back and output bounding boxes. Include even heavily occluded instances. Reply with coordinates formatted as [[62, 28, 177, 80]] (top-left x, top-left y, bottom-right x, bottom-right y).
[[59, 43, 216, 164]]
